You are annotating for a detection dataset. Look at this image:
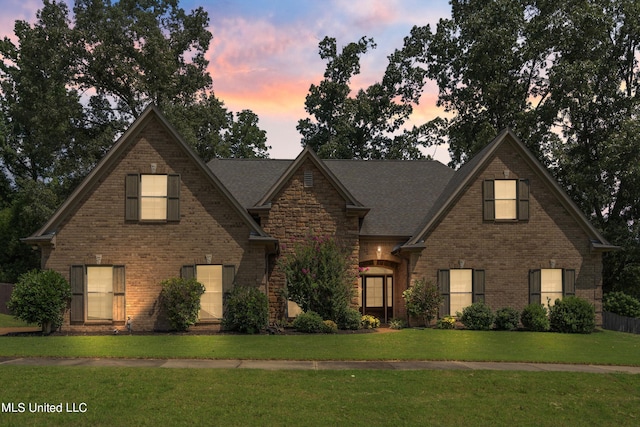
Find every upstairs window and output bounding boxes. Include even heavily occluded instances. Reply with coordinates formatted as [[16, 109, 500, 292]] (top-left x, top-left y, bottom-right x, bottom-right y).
[[483, 179, 529, 221], [126, 173, 180, 222]]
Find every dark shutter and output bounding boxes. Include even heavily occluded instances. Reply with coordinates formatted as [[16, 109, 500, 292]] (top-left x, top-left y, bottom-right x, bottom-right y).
[[223, 265, 236, 294], [69, 265, 85, 323], [563, 269, 576, 297], [483, 180, 495, 220], [438, 270, 450, 316], [113, 266, 126, 322], [125, 174, 139, 221], [529, 269, 541, 304], [473, 269, 485, 303], [167, 174, 180, 221], [518, 179, 530, 221], [181, 265, 195, 280]]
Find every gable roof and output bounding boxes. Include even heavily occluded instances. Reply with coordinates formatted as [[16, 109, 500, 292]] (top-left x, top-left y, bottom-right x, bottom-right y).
[[210, 155, 456, 237], [402, 128, 616, 251], [25, 105, 274, 245]]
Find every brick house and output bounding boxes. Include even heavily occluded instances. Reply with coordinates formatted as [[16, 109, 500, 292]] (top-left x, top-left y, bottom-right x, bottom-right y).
[[25, 106, 615, 331]]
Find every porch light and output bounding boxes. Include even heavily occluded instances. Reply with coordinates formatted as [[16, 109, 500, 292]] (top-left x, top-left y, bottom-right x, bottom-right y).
[[95, 254, 102, 265], [205, 254, 212, 264], [376, 246, 382, 260]]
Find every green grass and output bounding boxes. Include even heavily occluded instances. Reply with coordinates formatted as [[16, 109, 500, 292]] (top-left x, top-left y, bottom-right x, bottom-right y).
[[0, 313, 34, 328], [0, 366, 638, 426], [1, 329, 639, 365]]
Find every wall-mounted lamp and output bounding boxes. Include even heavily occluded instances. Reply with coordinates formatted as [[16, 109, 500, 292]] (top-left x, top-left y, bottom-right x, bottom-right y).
[[503, 169, 510, 179], [95, 254, 102, 265], [376, 246, 382, 260], [549, 259, 556, 269], [150, 163, 157, 174], [459, 259, 465, 269], [205, 254, 212, 264]]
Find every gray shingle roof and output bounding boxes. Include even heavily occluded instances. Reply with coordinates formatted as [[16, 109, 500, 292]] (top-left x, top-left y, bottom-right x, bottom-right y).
[[208, 157, 456, 237]]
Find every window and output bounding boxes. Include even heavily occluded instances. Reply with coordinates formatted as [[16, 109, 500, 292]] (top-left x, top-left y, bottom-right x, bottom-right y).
[[529, 268, 576, 305], [87, 266, 113, 320], [197, 265, 223, 320], [181, 264, 235, 321], [141, 175, 167, 220], [438, 269, 485, 316], [483, 179, 529, 221], [126, 174, 180, 222], [69, 265, 125, 323]]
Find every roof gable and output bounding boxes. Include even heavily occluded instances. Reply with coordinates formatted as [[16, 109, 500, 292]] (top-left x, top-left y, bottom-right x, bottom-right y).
[[404, 128, 614, 250], [27, 105, 271, 243], [254, 146, 366, 211]]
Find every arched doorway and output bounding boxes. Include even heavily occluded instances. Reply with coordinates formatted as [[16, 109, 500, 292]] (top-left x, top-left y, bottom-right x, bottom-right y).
[[359, 265, 394, 323]]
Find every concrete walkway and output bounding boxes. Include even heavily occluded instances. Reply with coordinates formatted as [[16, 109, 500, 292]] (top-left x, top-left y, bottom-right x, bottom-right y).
[[1, 356, 639, 374]]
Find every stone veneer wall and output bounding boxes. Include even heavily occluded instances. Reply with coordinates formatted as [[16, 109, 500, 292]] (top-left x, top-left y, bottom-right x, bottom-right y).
[[41, 117, 266, 332], [410, 140, 603, 323], [259, 158, 360, 320]]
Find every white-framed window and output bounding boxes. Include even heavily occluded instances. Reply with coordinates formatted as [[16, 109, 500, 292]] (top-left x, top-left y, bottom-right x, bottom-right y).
[[449, 269, 473, 315], [494, 180, 517, 220], [197, 265, 223, 320], [87, 266, 114, 320], [541, 269, 564, 306], [140, 174, 168, 220]]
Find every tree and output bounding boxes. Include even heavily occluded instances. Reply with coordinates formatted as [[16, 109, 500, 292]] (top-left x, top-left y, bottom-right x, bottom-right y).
[[420, 0, 640, 296], [402, 279, 443, 327], [298, 31, 435, 159], [7, 269, 72, 334]]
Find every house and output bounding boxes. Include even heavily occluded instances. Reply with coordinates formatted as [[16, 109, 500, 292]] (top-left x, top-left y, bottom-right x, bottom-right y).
[[25, 106, 616, 332]]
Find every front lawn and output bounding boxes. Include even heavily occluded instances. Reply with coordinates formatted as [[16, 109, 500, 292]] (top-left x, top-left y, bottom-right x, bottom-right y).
[[0, 367, 638, 426], [1, 328, 639, 366], [0, 313, 34, 328]]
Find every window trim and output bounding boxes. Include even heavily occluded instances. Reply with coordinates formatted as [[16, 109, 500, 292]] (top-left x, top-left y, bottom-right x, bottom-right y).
[[69, 265, 125, 324]]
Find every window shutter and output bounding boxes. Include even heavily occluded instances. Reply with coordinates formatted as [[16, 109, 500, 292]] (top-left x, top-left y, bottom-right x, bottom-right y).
[[473, 269, 485, 303], [438, 270, 450, 316], [223, 265, 236, 294], [518, 179, 530, 221], [181, 265, 195, 280], [563, 269, 576, 297], [69, 265, 85, 323], [113, 266, 126, 322], [483, 180, 495, 220], [529, 269, 541, 304], [167, 174, 180, 222], [125, 174, 139, 221]]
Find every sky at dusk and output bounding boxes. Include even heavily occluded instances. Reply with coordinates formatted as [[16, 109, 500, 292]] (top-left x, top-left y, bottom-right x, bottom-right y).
[[1, 0, 453, 163]]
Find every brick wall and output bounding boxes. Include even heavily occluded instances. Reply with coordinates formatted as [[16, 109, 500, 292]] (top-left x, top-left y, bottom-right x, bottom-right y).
[[410, 140, 603, 323], [42, 117, 266, 332], [259, 158, 360, 319]]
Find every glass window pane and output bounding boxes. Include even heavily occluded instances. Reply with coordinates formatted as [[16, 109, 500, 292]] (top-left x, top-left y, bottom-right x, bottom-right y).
[[450, 270, 472, 293], [87, 267, 113, 320], [495, 180, 516, 199], [140, 197, 167, 220], [541, 269, 563, 306], [365, 277, 383, 307], [197, 265, 223, 319], [141, 175, 167, 197], [387, 277, 393, 307], [450, 293, 473, 316], [495, 200, 517, 219]]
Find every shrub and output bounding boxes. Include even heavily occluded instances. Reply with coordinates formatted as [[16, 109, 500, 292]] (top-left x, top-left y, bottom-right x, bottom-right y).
[[520, 303, 549, 332], [436, 315, 456, 329], [159, 277, 205, 331], [494, 307, 520, 331], [292, 311, 325, 333], [603, 291, 640, 318], [388, 318, 406, 330], [360, 314, 380, 329], [7, 269, 71, 334], [222, 286, 269, 334], [279, 234, 356, 322], [336, 307, 361, 330], [549, 296, 596, 334], [459, 302, 495, 330], [402, 279, 443, 327], [322, 319, 338, 333]]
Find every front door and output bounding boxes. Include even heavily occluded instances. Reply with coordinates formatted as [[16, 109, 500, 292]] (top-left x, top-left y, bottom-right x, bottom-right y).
[[362, 275, 393, 323]]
